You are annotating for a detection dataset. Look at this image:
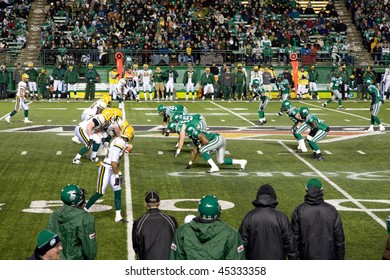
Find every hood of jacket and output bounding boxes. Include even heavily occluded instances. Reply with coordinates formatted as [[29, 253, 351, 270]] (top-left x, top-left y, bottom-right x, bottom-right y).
[[252, 194, 278, 208], [189, 218, 225, 243], [304, 187, 324, 205], [56, 204, 86, 224]]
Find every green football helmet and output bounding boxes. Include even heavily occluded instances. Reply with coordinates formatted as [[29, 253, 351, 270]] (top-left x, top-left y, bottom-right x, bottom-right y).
[[60, 184, 86, 207], [185, 123, 198, 137], [252, 79, 260, 87], [299, 106, 310, 118], [157, 104, 164, 113], [277, 73, 283, 80], [198, 195, 221, 220], [365, 79, 373, 86], [335, 71, 340, 76], [171, 113, 182, 122], [281, 100, 292, 111], [167, 121, 178, 132]]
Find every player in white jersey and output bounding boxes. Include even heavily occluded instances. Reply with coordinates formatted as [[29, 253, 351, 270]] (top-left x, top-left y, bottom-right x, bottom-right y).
[[84, 124, 135, 223], [250, 65, 263, 94], [382, 64, 390, 100], [5, 74, 33, 124], [125, 74, 139, 102], [139, 64, 153, 101], [132, 64, 140, 97], [72, 108, 115, 164]]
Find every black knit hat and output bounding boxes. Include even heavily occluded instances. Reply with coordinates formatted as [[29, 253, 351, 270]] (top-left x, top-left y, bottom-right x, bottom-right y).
[[145, 191, 160, 203]]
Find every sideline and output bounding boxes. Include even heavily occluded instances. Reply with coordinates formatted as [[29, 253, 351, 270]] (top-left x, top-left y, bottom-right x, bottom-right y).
[[121, 105, 135, 260], [210, 101, 257, 126], [278, 140, 386, 229]]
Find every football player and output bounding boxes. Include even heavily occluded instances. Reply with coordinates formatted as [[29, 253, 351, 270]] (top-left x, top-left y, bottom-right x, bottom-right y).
[[278, 100, 309, 152], [275, 74, 291, 101], [116, 73, 130, 109], [183, 66, 198, 101], [169, 113, 208, 156], [72, 108, 115, 164], [365, 79, 385, 132], [322, 72, 345, 110], [84, 124, 135, 223], [299, 107, 330, 160], [249, 79, 268, 125], [139, 64, 153, 101], [184, 124, 247, 173], [25, 62, 39, 101], [126, 74, 140, 102], [5, 73, 33, 124], [200, 67, 215, 100], [157, 104, 188, 136]]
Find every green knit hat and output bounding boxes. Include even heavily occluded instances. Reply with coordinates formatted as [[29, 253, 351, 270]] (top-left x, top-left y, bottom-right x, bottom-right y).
[[305, 178, 323, 190], [36, 230, 60, 255]]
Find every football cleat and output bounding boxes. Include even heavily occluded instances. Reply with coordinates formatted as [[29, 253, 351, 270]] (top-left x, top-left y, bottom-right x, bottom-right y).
[[321, 103, 327, 108], [314, 153, 324, 161], [5, 115, 11, 124], [206, 167, 220, 173], [24, 119, 33, 123], [239, 160, 247, 171], [379, 124, 385, 132], [90, 157, 99, 162], [72, 158, 81, 165], [365, 126, 374, 132], [115, 218, 129, 223], [72, 136, 81, 144], [338, 106, 345, 110]]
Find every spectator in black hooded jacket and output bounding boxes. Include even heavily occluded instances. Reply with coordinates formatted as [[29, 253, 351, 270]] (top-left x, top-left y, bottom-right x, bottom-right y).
[[239, 184, 298, 260], [291, 178, 345, 260]]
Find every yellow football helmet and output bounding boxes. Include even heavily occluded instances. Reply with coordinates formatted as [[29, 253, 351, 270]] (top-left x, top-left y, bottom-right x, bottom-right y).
[[88, 63, 93, 69], [205, 67, 210, 73], [121, 125, 134, 142], [133, 64, 138, 70], [156, 67, 161, 71], [28, 62, 33, 67], [22, 73, 29, 82], [102, 108, 114, 122], [112, 108, 123, 120], [143, 64, 148, 70], [121, 120, 130, 133], [101, 94, 112, 107]]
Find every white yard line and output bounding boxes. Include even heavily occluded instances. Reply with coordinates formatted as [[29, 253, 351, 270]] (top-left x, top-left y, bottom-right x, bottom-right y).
[[121, 105, 135, 260], [278, 140, 386, 229], [211, 101, 256, 126]]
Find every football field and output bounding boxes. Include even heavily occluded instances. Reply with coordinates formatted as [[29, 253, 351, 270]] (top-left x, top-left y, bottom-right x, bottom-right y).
[[0, 98, 389, 260]]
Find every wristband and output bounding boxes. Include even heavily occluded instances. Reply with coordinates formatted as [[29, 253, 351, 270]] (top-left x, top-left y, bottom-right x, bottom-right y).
[[115, 174, 119, 179], [188, 161, 193, 165]]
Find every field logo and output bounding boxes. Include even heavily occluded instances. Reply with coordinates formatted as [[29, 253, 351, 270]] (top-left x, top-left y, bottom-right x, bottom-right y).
[[23, 200, 111, 213], [159, 199, 235, 212]]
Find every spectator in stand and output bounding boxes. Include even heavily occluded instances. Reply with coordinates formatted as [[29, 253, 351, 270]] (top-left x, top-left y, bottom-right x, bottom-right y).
[[335, 19, 348, 33]]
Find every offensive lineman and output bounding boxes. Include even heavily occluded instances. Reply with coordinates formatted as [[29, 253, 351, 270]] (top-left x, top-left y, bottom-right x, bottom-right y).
[[5, 73, 33, 124]]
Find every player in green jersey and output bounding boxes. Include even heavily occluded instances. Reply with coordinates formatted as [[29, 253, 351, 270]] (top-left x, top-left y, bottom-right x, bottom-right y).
[[299, 107, 330, 160], [365, 79, 385, 132], [275, 74, 291, 101], [278, 100, 309, 152], [322, 72, 345, 110], [157, 104, 188, 136], [249, 79, 268, 125], [184, 125, 247, 173]]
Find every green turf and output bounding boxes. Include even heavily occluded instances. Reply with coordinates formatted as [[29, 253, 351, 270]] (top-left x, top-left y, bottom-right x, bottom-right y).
[[0, 99, 389, 260]]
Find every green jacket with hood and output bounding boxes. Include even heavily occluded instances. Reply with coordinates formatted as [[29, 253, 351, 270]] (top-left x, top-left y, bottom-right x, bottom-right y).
[[47, 204, 97, 260], [170, 217, 245, 260]]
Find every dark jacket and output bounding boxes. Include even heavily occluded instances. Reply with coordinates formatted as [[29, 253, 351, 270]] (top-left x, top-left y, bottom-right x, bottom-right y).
[[26, 250, 43, 260], [47, 204, 97, 260], [239, 194, 298, 260], [291, 188, 345, 260], [132, 208, 178, 260]]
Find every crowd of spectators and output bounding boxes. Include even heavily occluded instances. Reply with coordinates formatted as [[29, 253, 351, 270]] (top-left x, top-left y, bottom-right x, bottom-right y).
[[0, 0, 31, 54], [38, 0, 349, 66], [348, 0, 390, 65]]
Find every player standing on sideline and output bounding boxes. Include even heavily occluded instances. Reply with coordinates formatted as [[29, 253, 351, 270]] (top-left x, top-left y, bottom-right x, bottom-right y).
[[5, 74, 33, 124], [382, 64, 390, 100], [278, 100, 309, 153], [322, 72, 345, 110], [249, 79, 268, 125], [25, 63, 39, 101], [163, 65, 178, 101], [234, 63, 246, 101], [132, 64, 140, 99], [200, 67, 215, 100], [184, 124, 247, 173], [139, 64, 153, 101], [296, 66, 309, 100], [84, 125, 134, 223], [37, 69, 51, 101], [365, 79, 385, 132], [308, 65, 320, 100], [108, 66, 119, 101], [64, 65, 79, 102], [275, 74, 291, 101], [84, 63, 99, 101], [153, 67, 164, 100], [299, 107, 329, 160], [183, 66, 197, 101], [51, 64, 65, 101]]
